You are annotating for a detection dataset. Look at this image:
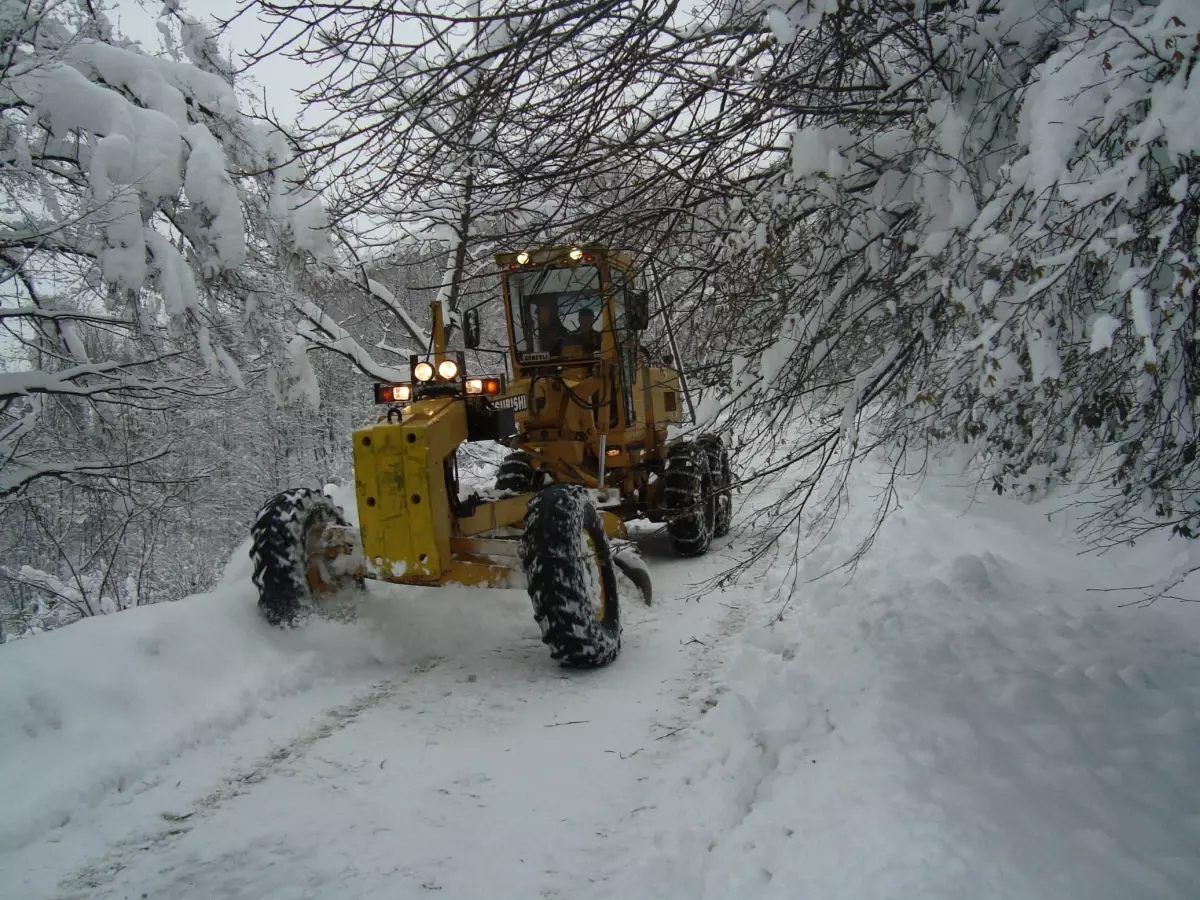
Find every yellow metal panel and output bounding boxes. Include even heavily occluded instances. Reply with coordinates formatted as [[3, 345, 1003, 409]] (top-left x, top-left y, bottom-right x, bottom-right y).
[[445, 556, 515, 587], [633, 368, 648, 424], [450, 536, 522, 559], [456, 495, 530, 536], [353, 398, 467, 581], [647, 367, 684, 424], [600, 512, 628, 539]]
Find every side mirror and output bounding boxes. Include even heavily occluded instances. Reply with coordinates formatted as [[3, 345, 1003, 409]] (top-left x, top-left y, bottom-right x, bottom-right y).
[[463, 308, 481, 349], [630, 291, 651, 330]]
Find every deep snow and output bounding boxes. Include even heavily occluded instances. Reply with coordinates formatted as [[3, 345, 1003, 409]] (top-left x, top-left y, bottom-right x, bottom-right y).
[[2, 459, 1199, 899]]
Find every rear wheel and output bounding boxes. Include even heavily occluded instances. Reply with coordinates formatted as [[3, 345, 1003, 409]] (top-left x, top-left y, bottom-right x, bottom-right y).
[[522, 484, 621, 667], [250, 488, 358, 627], [698, 434, 733, 538], [496, 451, 541, 494], [664, 441, 715, 557]]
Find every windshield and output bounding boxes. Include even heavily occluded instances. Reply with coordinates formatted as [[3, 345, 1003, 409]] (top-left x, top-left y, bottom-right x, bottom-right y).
[[509, 264, 603, 358]]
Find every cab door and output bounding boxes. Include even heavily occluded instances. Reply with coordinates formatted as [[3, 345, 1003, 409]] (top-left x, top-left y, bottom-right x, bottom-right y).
[[607, 265, 640, 428]]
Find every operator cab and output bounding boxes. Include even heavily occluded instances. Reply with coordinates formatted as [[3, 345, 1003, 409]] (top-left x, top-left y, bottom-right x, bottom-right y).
[[498, 247, 647, 370]]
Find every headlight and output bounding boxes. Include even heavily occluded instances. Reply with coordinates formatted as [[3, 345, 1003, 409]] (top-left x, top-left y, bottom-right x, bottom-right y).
[[568, 247, 583, 261], [395, 384, 412, 402], [413, 361, 434, 382], [465, 377, 484, 395], [438, 359, 459, 380], [516, 251, 530, 264]]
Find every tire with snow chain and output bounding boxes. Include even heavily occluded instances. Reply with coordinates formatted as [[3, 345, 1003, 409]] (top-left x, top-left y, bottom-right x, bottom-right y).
[[664, 441, 716, 557], [521, 484, 621, 667], [698, 434, 733, 538], [496, 451, 541, 494], [250, 488, 357, 627]]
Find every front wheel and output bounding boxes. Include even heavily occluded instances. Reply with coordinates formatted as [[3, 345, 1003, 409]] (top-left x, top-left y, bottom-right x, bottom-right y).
[[521, 484, 621, 667], [249, 488, 358, 627]]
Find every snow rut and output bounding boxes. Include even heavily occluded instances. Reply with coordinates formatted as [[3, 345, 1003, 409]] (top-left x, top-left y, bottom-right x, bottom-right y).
[[57, 674, 408, 898]]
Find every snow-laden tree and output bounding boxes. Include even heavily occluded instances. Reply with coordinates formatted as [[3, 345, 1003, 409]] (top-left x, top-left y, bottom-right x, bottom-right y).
[[685, 1, 1200, 587], [0, 0, 418, 637], [0, 0, 329, 496]]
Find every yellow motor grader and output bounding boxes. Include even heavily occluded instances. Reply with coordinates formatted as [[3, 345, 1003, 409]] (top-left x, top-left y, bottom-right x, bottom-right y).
[[249, 245, 732, 666]]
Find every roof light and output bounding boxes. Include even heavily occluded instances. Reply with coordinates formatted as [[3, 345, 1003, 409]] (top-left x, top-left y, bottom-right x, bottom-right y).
[[516, 251, 530, 264], [413, 361, 434, 382], [438, 359, 459, 380], [568, 247, 583, 261]]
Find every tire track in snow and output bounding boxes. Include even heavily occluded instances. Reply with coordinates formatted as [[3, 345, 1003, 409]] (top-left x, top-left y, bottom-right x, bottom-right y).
[[54, 667, 426, 898]]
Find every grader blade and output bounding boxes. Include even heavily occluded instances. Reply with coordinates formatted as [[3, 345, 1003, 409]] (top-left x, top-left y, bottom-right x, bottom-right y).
[[613, 543, 653, 606]]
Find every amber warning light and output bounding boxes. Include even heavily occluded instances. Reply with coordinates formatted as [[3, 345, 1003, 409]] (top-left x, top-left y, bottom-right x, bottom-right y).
[[374, 383, 412, 404], [465, 377, 504, 396]]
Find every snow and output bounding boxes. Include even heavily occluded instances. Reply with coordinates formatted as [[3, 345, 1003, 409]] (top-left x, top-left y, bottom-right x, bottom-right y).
[[791, 125, 848, 179], [294, 299, 411, 385], [1090, 314, 1122, 353], [598, 471, 1200, 899], [283, 334, 321, 409], [366, 277, 429, 347], [184, 123, 247, 273], [145, 228, 199, 316], [0, 579, 401, 857], [10, 24, 334, 303], [2, 454, 1200, 898], [1017, 47, 1110, 194], [58, 322, 89, 364], [764, 7, 796, 45]]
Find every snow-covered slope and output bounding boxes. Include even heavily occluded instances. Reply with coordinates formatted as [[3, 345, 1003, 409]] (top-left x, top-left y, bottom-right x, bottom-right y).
[[597, 473, 1200, 898], [2, 460, 1198, 899]]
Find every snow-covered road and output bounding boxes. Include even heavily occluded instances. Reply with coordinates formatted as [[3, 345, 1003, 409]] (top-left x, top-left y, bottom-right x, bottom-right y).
[[2, 519, 749, 899], [3, 461, 1200, 899]]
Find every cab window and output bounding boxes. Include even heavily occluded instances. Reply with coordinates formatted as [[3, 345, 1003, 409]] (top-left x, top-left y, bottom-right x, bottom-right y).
[[508, 265, 603, 358], [609, 266, 630, 332]]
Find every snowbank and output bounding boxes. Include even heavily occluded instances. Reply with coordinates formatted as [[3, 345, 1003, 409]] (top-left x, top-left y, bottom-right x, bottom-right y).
[[593, 468, 1200, 899], [0, 576, 398, 855]]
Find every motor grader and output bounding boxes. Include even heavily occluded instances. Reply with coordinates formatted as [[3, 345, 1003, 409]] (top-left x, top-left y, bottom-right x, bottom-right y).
[[249, 245, 732, 666]]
